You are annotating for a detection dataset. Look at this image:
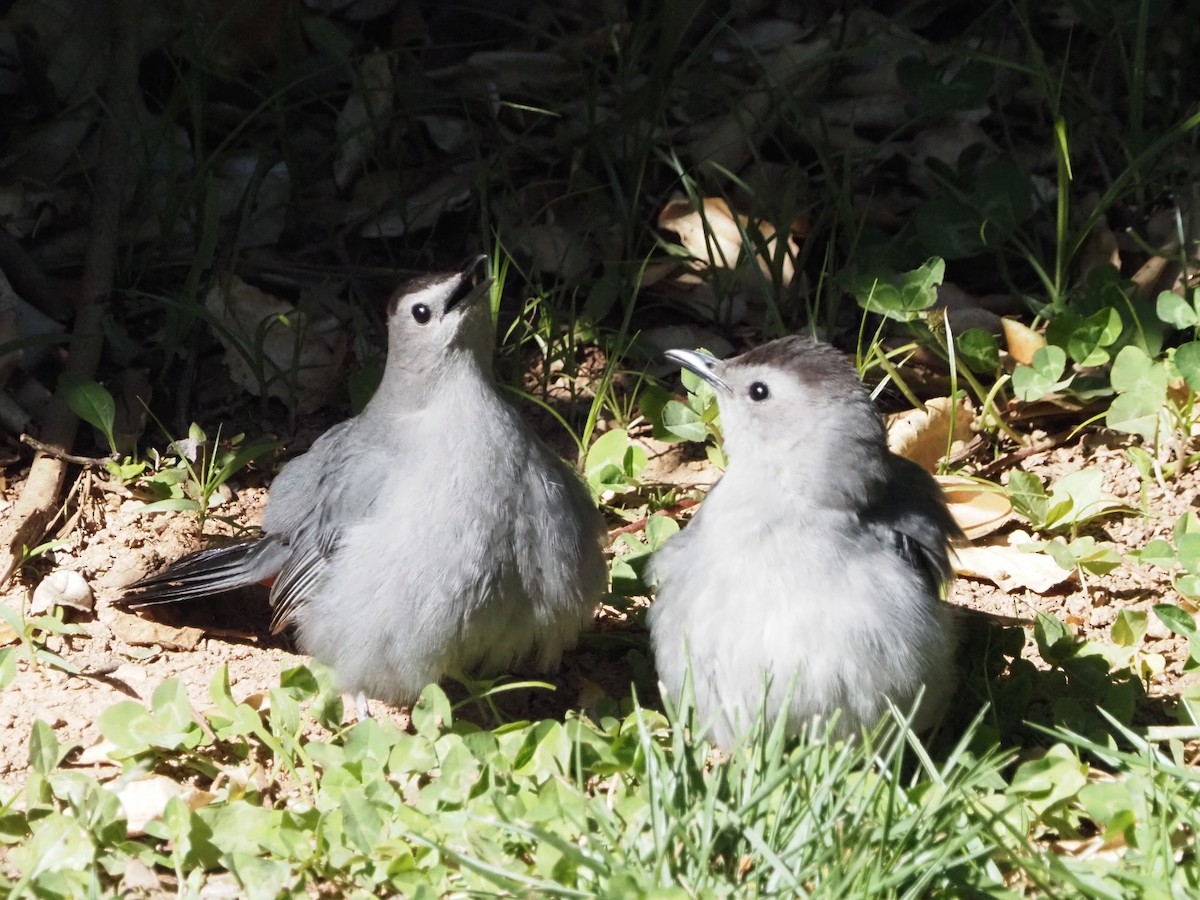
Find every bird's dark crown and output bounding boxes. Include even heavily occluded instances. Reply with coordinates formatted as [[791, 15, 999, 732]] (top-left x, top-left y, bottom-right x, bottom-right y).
[[733, 337, 865, 398], [386, 271, 457, 318]]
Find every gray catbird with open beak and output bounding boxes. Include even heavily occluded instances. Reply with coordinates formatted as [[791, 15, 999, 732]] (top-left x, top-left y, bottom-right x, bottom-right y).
[[120, 256, 607, 713], [649, 337, 961, 747]]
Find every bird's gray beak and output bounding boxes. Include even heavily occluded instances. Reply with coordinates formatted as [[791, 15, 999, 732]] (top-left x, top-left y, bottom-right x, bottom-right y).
[[664, 348, 730, 392], [446, 254, 493, 313]]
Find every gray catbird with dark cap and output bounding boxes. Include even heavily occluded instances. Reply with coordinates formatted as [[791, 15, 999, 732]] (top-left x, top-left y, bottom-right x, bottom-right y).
[[649, 337, 961, 747], [121, 256, 607, 713]]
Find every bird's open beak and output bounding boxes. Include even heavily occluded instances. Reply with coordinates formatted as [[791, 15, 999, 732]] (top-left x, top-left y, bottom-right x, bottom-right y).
[[446, 254, 493, 313], [664, 348, 730, 392]]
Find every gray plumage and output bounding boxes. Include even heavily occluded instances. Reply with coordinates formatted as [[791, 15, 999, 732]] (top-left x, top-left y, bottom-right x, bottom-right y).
[[122, 257, 607, 707], [648, 337, 961, 746]]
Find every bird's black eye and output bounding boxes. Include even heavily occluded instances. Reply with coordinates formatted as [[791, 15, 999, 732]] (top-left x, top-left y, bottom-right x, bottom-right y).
[[748, 381, 770, 401], [411, 303, 432, 324]]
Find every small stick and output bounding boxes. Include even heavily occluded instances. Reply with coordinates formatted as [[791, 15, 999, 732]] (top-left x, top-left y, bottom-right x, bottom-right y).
[[608, 497, 700, 538], [19, 434, 114, 467]]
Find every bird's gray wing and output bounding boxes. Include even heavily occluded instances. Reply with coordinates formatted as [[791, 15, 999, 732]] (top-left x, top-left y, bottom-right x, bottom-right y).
[[268, 523, 342, 633], [263, 429, 394, 631], [262, 421, 355, 536], [870, 455, 963, 590]]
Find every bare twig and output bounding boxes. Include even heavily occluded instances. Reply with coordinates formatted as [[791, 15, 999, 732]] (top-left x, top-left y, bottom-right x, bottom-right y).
[[19, 433, 115, 467], [0, 0, 143, 586], [607, 497, 700, 539], [972, 431, 1074, 479]]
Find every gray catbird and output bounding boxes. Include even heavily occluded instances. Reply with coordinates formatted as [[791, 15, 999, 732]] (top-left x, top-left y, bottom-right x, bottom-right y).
[[121, 256, 607, 711], [649, 337, 961, 746]]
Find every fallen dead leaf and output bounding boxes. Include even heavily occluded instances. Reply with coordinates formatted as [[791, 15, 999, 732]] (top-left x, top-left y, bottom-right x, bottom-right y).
[[938, 476, 1013, 540], [241, 691, 270, 713], [934, 281, 1006, 335], [954, 529, 1073, 594], [887, 396, 975, 472], [358, 165, 475, 237], [657, 196, 798, 288], [509, 222, 595, 280], [116, 774, 214, 836], [76, 735, 124, 767], [334, 50, 395, 191], [212, 154, 290, 249], [119, 857, 162, 893], [203, 274, 346, 413], [1001, 318, 1045, 367], [642, 325, 734, 373], [463, 50, 573, 92], [576, 677, 606, 708], [646, 270, 749, 323], [109, 612, 205, 651], [1077, 220, 1121, 282]]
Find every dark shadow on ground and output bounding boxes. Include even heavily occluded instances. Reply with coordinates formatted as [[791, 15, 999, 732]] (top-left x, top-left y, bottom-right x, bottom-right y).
[[116, 585, 286, 651], [936, 616, 1177, 762], [444, 619, 659, 731]]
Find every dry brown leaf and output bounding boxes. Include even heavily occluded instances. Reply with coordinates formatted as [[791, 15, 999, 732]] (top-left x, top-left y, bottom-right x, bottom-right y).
[[1130, 247, 1179, 302], [953, 530, 1072, 594], [937, 476, 1013, 540], [1077, 222, 1122, 282], [886, 396, 975, 472], [821, 95, 910, 130], [1046, 834, 1129, 862], [643, 325, 734, 372], [657, 197, 798, 288], [0, 275, 21, 387], [119, 858, 162, 894], [688, 37, 831, 173], [203, 275, 346, 414], [1005, 395, 1090, 422], [0, 267, 65, 380], [203, 0, 299, 74], [576, 677, 606, 708], [76, 735, 124, 767], [109, 612, 205, 651], [419, 115, 473, 154], [686, 91, 776, 174], [463, 51, 573, 92], [647, 271, 749, 324], [1130, 207, 1200, 299], [116, 774, 214, 836], [509, 222, 595, 280], [908, 120, 995, 195], [658, 197, 747, 270], [212, 155, 290, 249], [8, 0, 111, 103], [637, 261, 681, 289], [359, 166, 475, 237], [241, 691, 270, 713], [935, 282, 1006, 335], [1001, 317, 1045, 366], [334, 51, 395, 191]]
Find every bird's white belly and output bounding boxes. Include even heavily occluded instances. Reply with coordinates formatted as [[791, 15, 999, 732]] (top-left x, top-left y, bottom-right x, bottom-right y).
[[653, 516, 951, 744]]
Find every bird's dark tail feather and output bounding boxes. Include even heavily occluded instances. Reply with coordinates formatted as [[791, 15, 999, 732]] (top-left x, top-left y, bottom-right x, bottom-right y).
[[117, 536, 289, 607]]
